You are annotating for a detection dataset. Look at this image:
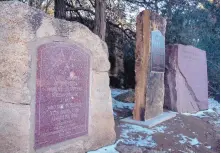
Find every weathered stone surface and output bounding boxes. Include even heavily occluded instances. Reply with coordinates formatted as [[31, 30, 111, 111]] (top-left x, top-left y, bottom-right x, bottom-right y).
[[115, 90, 135, 103], [164, 44, 208, 113], [0, 1, 115, 153], [145, 73, 164, 119], [133, 10, 151, 120], [0, 101, 30, 153]]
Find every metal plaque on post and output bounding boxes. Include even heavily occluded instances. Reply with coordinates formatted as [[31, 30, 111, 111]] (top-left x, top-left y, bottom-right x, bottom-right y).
[[151, 30, 165, 72]]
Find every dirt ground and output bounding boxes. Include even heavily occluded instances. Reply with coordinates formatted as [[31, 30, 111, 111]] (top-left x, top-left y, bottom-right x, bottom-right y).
[[89, 89, 220, 153], [112, 89, 220, 153], [115, 113, 220, 153]]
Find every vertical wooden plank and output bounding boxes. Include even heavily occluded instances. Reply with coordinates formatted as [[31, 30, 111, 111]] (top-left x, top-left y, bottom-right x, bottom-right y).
[[133, 10, 151, 121]]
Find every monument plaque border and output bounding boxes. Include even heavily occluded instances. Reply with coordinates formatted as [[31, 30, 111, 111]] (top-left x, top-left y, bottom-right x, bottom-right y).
[[28, 36, 92, 151]]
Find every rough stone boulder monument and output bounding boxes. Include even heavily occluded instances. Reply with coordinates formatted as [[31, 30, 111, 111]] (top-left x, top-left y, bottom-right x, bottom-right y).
[[164, 44, 208, 113], [0, 1, 115, 153]]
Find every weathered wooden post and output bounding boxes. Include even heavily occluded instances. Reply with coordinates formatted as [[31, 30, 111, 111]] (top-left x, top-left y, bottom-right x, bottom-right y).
[[133, 10, 167, 121]]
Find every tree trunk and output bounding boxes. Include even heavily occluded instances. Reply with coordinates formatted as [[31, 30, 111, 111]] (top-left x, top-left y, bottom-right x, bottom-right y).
[[28, 0, 33, 6], [28, 0, 42, 9], [155, 0, 158, 13], [94, 0, 106, 41], [54, 0, 66, 19]]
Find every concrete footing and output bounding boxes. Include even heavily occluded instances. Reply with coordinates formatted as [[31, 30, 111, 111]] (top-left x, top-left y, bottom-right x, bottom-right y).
[[120, 111, 177, 128]]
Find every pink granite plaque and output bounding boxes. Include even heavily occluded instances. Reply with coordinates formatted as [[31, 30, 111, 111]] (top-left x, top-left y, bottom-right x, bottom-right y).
[[35, 42, 90, 149]]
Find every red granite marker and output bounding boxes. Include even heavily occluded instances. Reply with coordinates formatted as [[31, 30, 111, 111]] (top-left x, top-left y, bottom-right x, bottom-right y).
[[164, 44, 208, 113], [35, 42, 90, 149]]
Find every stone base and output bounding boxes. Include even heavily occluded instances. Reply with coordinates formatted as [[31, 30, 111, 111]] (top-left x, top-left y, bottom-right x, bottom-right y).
[[120, 112, 176, 128], [145, 72, 164, 120]]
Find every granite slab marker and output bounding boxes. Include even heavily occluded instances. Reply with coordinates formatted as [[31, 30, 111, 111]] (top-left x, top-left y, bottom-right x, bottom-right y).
[[133, 10, 167, 121], [35, 42, 90, 149], [144, 11, 167, 120], [164, 44, 208, 113]]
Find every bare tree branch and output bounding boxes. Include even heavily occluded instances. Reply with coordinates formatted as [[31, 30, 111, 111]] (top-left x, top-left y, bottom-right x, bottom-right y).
[[88, 0, 95, 7], [64, 0, 135, 41], [66, 7, 95, 15], [107, 21, 135, 40], [207, 60, 220, 69]]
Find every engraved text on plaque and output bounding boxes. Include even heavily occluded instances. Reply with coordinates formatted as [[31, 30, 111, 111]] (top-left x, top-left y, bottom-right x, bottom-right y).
[[35, 42, 90, 149], [151, 30, 165, 72]]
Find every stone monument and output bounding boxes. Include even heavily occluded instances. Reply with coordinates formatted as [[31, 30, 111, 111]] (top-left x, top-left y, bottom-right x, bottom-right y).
[[133, 10, 167, 120], [0, 1, 115, 153], [164, 44, 208, 113]]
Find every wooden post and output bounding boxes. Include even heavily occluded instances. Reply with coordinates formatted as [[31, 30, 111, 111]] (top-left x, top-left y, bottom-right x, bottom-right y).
[[133, 10, 151, 121]]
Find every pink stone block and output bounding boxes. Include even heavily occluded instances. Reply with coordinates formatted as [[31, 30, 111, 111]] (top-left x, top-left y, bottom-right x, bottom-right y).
[[164, 44, 208, 113]]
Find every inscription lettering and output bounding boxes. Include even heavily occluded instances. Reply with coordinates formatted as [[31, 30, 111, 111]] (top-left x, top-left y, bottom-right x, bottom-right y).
[[182, 50, 201, 61], [151, 30, 165, 72], [35, 42, 90, 149]]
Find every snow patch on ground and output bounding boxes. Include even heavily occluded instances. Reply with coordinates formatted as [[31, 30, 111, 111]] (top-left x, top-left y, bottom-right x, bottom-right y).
[[183, 98, 220, 118], [182, 99, 220, 127], [89, 112, 170, 152], [175, 134, 201, 147], [111, 88, 129, 98], [183, 109, 215, 118], [87, 140, 122, 153], [206, 146, 212, 149], [208, 98, 220, 115], [119, 124, 167, 148], [112, 98, 134, 110]]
